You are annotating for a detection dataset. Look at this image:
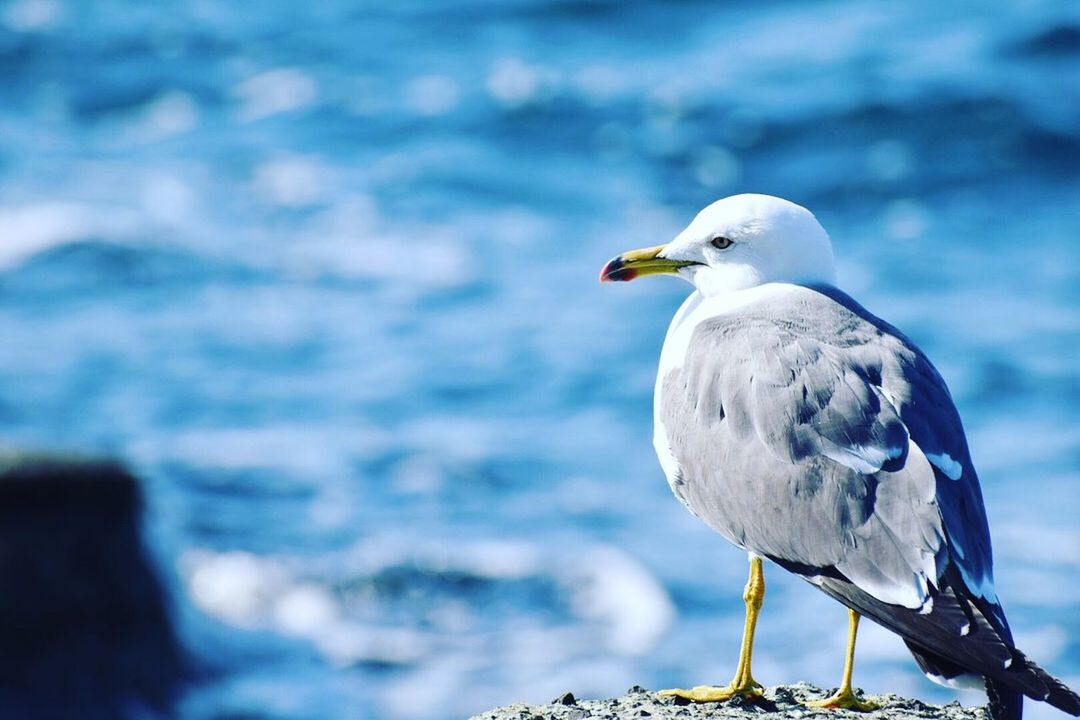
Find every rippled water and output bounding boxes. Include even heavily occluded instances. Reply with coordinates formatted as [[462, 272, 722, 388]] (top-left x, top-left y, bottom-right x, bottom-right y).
[[0, 1, 1077, 719]]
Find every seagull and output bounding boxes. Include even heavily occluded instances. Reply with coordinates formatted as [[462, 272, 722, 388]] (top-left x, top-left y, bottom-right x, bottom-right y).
[[600, 194, 1080, 720]]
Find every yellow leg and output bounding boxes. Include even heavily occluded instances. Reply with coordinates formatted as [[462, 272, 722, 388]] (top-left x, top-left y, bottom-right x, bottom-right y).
[[806, 609, 879, 711], [659, 557, 766, 702]]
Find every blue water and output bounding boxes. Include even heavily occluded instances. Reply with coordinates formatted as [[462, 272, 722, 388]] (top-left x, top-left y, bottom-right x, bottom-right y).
[[0, 1, 1077, 718]]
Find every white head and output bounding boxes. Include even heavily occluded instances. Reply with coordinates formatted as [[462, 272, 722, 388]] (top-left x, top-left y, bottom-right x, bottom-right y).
[[600, 194, 836, 296]]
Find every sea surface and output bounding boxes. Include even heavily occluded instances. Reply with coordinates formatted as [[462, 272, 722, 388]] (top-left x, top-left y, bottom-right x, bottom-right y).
[[0, 1, 1077, 719]]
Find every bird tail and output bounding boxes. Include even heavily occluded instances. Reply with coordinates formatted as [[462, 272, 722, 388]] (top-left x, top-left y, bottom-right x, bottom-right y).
[[903, 636, 1080, 719], [986, 677, 1023, 720], [1005, 650, 1080, 717]]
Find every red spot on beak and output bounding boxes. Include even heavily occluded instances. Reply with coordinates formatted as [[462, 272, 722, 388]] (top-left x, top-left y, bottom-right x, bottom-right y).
[[599, 256, 637, 282]]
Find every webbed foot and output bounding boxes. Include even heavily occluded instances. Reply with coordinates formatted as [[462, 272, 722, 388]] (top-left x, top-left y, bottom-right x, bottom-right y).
[[659, 679, 764, 703], [805, 687, 879, 712]]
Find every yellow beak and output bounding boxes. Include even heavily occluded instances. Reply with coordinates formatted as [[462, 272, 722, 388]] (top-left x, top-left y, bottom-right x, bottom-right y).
[[599, 244, 699, 282]]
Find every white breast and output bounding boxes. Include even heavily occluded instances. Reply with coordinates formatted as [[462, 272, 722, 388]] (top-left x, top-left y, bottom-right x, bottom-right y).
[[651, 283, 803, 494]]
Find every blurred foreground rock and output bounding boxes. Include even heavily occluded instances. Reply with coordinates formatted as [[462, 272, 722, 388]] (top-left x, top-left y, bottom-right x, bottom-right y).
[[0, 453, 187, 719], [470, 684, 987, 720]]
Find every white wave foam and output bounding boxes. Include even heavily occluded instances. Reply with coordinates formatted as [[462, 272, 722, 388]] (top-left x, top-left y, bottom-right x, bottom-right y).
[[3, 0, 62, 32], [184, 550, 289, 628], [180, 537, 676, 678], [125, 91, 200, 142], [0, 202, 139, 270], [487, 58, 558, 107], [180, 549, 432, 668], [234, 68, 318, 122], [569, 545, 676, 657], [253, 155, 330, 208]]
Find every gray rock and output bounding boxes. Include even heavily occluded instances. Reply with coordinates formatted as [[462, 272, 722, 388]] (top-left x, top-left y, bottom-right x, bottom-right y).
[[470, 683, 989, 720]]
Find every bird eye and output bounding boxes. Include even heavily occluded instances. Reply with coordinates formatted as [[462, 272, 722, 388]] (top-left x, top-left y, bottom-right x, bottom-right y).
[[710, 236, 734, 250]]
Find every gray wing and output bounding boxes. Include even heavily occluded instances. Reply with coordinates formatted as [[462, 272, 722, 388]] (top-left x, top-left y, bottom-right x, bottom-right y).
[[659, 285, 997, 615], [820, 285, 998, 608]]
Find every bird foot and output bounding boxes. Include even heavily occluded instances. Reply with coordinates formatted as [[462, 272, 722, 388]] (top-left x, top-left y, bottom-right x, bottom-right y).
[[659, 680, 764, 703], [805, 687, 879, 712]]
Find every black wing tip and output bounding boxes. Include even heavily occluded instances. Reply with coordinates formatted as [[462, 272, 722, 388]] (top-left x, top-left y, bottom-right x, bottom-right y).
[[1037, 669, 1080, 716], [997, 650, 1080, 717]]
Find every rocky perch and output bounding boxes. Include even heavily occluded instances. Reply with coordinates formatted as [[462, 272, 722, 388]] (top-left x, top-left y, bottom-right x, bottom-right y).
[[470, 684, 988, 720]]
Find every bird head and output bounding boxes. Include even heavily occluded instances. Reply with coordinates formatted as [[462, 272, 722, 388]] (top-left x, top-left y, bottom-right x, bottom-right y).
[[600, 194, 836, 296]]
